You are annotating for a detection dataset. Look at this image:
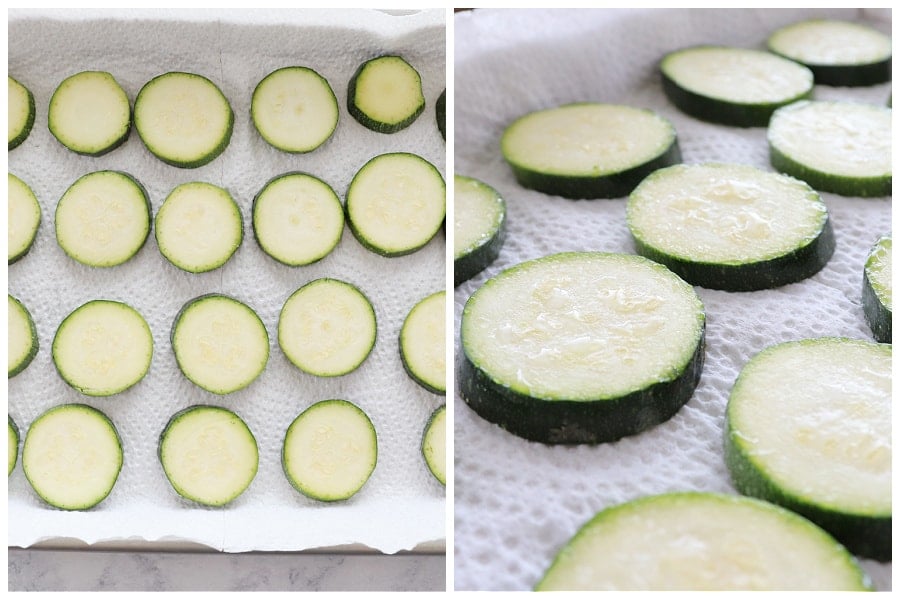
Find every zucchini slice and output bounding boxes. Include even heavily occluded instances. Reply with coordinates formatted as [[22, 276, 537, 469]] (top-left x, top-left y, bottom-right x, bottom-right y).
[[159, 405, 258, 507], [459, 252, 705, 444], [421, 405, 446, 486], [454, 174, 506, 287], [22, 404, 123, 510], [251, 66, 339, 153], [252, 172, 344, 266], [155, 181, 243, 273], [8, 416, 19, 476], [48, 71, 131, 156], [278, 278, 376, 378], [436, 89, 446, 140], [660, 46, 814, 127], [8, 75, 35, 150], [862, 235, 891, 343], [346, 152, 445, 257], [627, 162, 834, 291], [500, 103, 680, 199], [171, 294, 269, 395], [134, 71, 233, 168], [52, 300, 153, 396], [282, 399, 377, 502], [347, 55, 425, 133], [725, 338, 891, 561], [55, 170, 151, 268], [768, 100, 891, 197], [8, 294, 38, 378], [768, 19, 892, 87], [8, 173, 41, 264], [400, 291, 446, 394], [535, 492, 872, 591]]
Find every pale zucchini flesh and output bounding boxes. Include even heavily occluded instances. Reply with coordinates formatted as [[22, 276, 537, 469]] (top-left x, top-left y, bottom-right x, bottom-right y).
[[400, 291, 446, 394], [8, 294, 39, 378], [347, 55, 425, 133], [454, 174, 506, 286], [8, 173, 42, 264], [48, 71, 131, 156], [8, 75, 35, 150], [421, 405, 446, 485]]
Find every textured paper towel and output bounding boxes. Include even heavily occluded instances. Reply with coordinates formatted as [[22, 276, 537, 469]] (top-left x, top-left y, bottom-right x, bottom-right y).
[[454, 8, 891, 591], [8, 8, 446, 554]]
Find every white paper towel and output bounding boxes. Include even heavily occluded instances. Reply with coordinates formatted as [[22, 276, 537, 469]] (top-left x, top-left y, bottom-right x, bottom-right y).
[[454, 8, 891, 591], [8, 8, 446, 554]]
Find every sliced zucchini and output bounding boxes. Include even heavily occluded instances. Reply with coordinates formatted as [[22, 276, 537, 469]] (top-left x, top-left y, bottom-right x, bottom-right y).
[[627, 162, 834, 291], [768, 19, 892, 87], [22, 404, 123, 510], [768, 100, 891, 197], [421, 405, 446, 486], [500, 103, 681, 199], [134, 71, 233, 168], [862, 235, 891, 342], [55, 170, 151, 268], [278, 278, 376, 378], [725, 338, 891, 561], [282, 399, 377, 502], [8, 294, 38, 378], [660, 46, 814, 127], [52, 300, 153, 396], [252, 172, 344, 266], [171, 294, 269, 395], [535, 492, 872, 591], [48, 71, 131, 156], [8, 173, 41, 264], [346, 152, 445, 257], [347, 55, 425, 133], [454, 174, 506, 286], [436, 89, 446, 140], [8, 416, 19, 476], [155, 181, 243, 273], [459, 252, 705, 444], [400, 291, 446, 394], [159, 405, 258, 507], [251, 66, 338, 153], [8, 75, 35, 150]]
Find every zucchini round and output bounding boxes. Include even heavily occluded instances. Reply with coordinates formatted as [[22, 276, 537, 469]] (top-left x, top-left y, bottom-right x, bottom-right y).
[[8, 294, 38, 378], [347, 55, 425, 134], [862, 235, 891, 343], [48, 70, 131, 156], [454, 174, 506, 287], [8, 416, 19, 476], [8, 75, 35, 150], [459, 252, 705, 444], [8, 173, 41, 264], [421, 405, 446, 486], [400, 291, 446, 394]]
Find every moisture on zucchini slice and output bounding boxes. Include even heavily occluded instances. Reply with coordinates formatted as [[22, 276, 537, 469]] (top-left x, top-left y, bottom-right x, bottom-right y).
[[251, 66, 339, 153], [500, 103, 681, 199], [22, 404, 123, 510], [535, 492, 872, 591], [48, 71, 131, 156], [155, 181, 243, 273], [8, 294, 38, 378], [53, 300, 153, 396], [8, 75, 35, 150], [171, 294, 269, 395], [347, 55, 425, 134], [400, 291, 446, 394], [252, 172, 344, 266], [8, 416, 19, 476], [627, 162, 834, 291], [421, 405, 446, 486], [436, 89, 446, 140], [159, 405, 258, 507], [55, 170, 151, 268], [660, 46, 813, 127], [768, 100, 891, 197], [862, 235, 891, 343], [768, 19, 892, 87], [134, 71, 233, 168], [346, 152, 445, 257], [278, 278, 376, 378], [8, 173, 41, 264], [459, 252, 705, 445], [725, 338, 891, 561], [282, 399, 377, 502], [454, 174, 506, 286]]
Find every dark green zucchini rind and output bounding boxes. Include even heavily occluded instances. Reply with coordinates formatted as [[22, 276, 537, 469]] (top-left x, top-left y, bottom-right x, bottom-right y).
[[770, 144, 891, 198], [8, 416, 19, 476], [347, 55, 425, 134], [455, 224, 507, 287], [8, 76, 35, 151], [436, 89, 446, 140], [797, 59, 891, 87], [862, 236, 892, 343]]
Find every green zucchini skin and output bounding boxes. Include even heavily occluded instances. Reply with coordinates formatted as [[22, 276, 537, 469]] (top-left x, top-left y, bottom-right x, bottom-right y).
[[862, 237, 892, 343], [769, 143, 891, 198], [799, 59, 891, 87], [8, 76, 35, 151], [347, 55, 425, 134], [9, 415, 20, 476], [454, 227, 506, 287], [436, 89, 446, 140]]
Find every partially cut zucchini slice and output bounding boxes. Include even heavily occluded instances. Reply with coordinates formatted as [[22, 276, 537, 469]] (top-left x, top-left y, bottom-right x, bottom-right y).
[[459, 252, 705, 444], [8, 416, 19, 476], [862, 235, 891, 343], [282, 399, 377, 502], [22, 404, 123, 510], [436, 89, 446, 140], [8, 294, 38, 378], [159, 405, 258, 507], [627, 162, 834, 291], [400, 291, 446, 394], [52, 300, 153, 396], [8, 173, 41, 264], [500, 103, 680, 199], [48, 71, 131, 156], [454, 174, 506, 287], [8, 75, 35, 150], [725, 338, 891, 561], [421, 405, 446, 486], [347, 55, 425, 133], [535, 492, 872, 591]]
